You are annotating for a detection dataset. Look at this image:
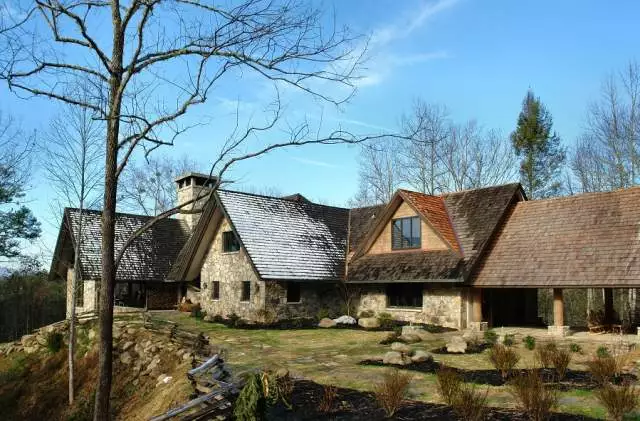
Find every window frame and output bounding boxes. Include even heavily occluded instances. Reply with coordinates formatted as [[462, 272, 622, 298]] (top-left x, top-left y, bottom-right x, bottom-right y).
[[240, 281, 251, 302], [75, 280, 84, 307], [212, 281, 220, 300], [386, 283, 423, 309], [391, 216, 421, 250], [222, 230, 240, 253], [286, 282, 301, 303]]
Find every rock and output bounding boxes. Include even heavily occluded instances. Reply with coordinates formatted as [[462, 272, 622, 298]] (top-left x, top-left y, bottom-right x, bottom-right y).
[[398, 334, 421, 344], [113, 329, 122, 340], [182, 352, 192, 361], [446, 336, 467, 354], [390, 342, 411, 354], [318, 318, 337, 328], [122, 341, 134, 351], [358, 317, 381, 329], [176, 349, 185, 358], [147, 356, 160, 371], [156, 375, 173, 387], [383, 351, 412, 365], [203, 314, 214, 322], [127, 328, 137, 335], [36, 335, 47, 346], [333, 315, 357, 325], [275, 368, 289, 378], [411, 350, 433, 363], [24, 346, 38, 354], [119, 351, 133, 365], [87, 329, 96, 340], [21, 334, 35, 347]]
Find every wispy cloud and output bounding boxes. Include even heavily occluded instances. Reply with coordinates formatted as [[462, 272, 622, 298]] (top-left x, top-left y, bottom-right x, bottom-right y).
[[291, 156, 338, 168]]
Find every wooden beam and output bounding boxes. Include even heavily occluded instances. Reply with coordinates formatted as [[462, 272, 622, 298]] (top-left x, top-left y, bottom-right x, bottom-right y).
[[472, 289, 482, 323], [553, 288, 564, 327]]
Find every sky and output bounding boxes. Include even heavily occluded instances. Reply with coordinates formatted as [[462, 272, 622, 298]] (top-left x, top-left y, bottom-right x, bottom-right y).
[[2, 0, 640, 266]]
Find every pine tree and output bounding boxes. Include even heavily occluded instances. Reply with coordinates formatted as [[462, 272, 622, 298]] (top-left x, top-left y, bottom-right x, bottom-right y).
[[0, 165, 40, 258], [510, 90, 566, 199]]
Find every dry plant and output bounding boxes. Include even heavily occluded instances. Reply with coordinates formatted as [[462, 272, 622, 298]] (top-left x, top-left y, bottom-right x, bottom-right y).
[[535, 342, 557, 368], [436, 366, 461, 405], [551, 348, 571, 381], [508, 369, 558, 421], [374, 369, 412, 417], [451, 384, 489, 421], [586, 354, 629, 386], [489, 344, 520, 380], [319, 384, 338, 414], [595, 382, 639, 421]]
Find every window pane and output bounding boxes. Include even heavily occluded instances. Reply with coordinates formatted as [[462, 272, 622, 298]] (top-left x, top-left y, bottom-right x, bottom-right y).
[[241, 281, 251, 301], [411, 217, 421, 247], [392, 220, 402, 249], [386, 283, 423, 308], [212, 281, 220, 299], [223, 231, 240, 252], [392, 217, 421, 249], [287, 282, 301, 303], [402, 218, 412, 247]]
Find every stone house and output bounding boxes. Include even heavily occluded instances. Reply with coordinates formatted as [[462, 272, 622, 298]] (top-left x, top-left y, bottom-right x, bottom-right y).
[[51, 172, 640, 334]]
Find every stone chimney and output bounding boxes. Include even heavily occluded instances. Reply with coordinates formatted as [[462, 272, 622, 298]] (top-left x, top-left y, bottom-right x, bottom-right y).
[[175, 172, 216, 231]]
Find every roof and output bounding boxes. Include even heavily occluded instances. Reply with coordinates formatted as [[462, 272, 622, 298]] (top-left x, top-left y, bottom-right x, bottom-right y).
[[474, 187, 640, 287], [347, 250, 464, 283], [50, 208, 190, 282], [216, 190, 349, 281], [348, 204, 385, 253]]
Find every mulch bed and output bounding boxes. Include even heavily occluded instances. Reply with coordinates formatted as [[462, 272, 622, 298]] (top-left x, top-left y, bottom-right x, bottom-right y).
[[265, 379, 599, 420]]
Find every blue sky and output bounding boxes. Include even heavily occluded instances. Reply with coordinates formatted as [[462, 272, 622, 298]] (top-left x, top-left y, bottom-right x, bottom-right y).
[[2, 0, 640, 263]]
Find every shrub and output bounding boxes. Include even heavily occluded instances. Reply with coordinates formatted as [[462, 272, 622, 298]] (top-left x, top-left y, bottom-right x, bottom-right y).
[[535, 342, 557, 368], [255, 308, 276, 324], [374, 369, 412, 417], [509, 370, 557, 421], [318, 384, 338, 413], [586, 356, 620, 385], [264, 370, 293, 409], [597, 345, 610, 358], [359, 310, 374, 318], [503, 334, 516, 347], [484, 329, 498, 345], [435, 366, 461, 405], [523, 335, 536, 350], [316, 308, 330, 320], [46, 331, 64, 353], [227, 312, 241, 328], [489, 344, 520, 380], [234, 373, 266, 421], [595, 382, 639, 421], [569, 343, 582, 353], [451, 384, 488, 421], [551, 348, 571, 381]]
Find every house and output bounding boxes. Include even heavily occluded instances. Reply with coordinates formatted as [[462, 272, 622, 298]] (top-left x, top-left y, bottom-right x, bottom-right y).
[[50, 172, 640, 335]]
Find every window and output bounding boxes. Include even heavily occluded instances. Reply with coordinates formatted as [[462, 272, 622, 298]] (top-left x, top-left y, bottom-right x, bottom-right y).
[[75, 281, 84, 307], [212, 281, 220, 300], [241, 281, 251, 301], [222, 231, 240, 252], [391, 216, 421, 249], [386, 283, 423, 308], [287, 282, 301, 303]]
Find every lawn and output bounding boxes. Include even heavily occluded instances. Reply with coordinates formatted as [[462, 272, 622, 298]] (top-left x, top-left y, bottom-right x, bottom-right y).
[[151, 311, 637, 419]]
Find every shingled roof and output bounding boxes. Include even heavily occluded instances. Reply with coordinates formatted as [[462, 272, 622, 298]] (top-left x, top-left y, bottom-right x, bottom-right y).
[[216, 190, 350, 281], [400, 190, 460, 252], [474, 187, 640, 287], [348, 204, 385, 253], [50, 208, 190, 282]]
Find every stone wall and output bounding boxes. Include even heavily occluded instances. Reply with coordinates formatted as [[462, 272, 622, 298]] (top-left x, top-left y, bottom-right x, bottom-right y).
[[199, 217, 264, 319], [264, 281, 344, 320], [356, 284, 466, 329], [66, 268, 99, 317]]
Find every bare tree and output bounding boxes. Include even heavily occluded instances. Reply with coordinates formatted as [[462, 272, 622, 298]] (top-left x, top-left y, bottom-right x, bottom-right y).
[[572, 61, 640, 192], [0, 2, 392, 417], [43, 100, 103, 405], [351, 138, 401, 207], [119, 155, 199, 216]]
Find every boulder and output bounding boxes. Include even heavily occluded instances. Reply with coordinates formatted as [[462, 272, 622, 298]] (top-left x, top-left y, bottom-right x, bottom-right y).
[[358, 317, 381, 329], [203, 314, 214, 322], [383, 351, 412, 366], [390, 342, 411, 354], [119, 351, 133, 365], [318, 318, 337, 328], [446, 336, 467, 354], [397, 334, 421, 344], [333, 315, 357, 325], [411, 350, 433, 363], [122, 341, 134, 351], [36, 335, 47, 346], [401, 325, 431, 340], [87, 329, 96, 340]]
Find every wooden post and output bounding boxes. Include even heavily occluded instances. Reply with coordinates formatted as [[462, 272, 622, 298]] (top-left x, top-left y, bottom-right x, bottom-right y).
[[553, 288, 564, 327], [472, 289, 483, 323], [604, 288, 614, 323]]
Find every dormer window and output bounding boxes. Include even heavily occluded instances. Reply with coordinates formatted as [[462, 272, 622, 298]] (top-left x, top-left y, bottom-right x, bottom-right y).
[[392, 216, 421, 249], [222, 231, 240, 252]]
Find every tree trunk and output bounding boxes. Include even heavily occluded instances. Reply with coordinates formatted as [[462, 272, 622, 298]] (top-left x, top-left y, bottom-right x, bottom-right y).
[[68, 210, 83, 405]]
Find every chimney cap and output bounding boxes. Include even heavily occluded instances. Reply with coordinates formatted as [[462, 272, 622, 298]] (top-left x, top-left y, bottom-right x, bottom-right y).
[[174, 172, 218, 186]]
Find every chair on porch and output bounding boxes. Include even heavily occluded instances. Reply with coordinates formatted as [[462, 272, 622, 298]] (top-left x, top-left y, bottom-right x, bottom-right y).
[[587, 309, 606, 334]]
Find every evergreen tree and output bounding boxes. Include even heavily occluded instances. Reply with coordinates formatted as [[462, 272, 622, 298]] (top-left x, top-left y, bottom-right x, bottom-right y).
[[510, 90, 566, 198]]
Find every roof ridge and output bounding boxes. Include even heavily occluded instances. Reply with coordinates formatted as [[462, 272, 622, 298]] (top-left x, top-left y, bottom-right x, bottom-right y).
[[440, 182, 521, 197], [519, 185, 640, 205], [218, 188, 349, 211], [65, 207, 179, 221]]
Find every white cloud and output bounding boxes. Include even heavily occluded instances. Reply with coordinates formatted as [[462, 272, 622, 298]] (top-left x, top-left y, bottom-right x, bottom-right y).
[[291, 156, 338, 168]]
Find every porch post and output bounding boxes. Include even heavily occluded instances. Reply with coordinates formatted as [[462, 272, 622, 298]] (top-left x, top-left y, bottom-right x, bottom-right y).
[[548, 288, 569, 337], [469, 289, 487, 331]]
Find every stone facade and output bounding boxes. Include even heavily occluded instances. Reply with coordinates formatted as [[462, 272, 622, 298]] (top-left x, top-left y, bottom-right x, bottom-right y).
[[355, 284, 467, 329], [264, 281, 343, 320], [66, 268, 99, 317]]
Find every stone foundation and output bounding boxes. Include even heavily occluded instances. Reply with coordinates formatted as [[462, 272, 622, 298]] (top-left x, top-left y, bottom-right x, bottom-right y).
[[547, 325, 570, 337], [264, 281, 343, 321], [468, 321, 488, 332], [66, 268, 99, 318]]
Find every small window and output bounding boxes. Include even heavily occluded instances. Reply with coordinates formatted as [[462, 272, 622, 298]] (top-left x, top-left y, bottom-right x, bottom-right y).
[[75, 281, 84, 307], [387, 283, 423, 308], [241, 281, 251, 301], [222, 231, 240, 252], [212, 281, 220, 300], [287, 282, 301, 303], [392, 216, 421, 249]]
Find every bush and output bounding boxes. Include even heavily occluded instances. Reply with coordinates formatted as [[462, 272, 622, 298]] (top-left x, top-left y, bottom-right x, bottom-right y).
[[509, 370, 558, 421], [358, 310, 374, 318], [489, 344, 520, 380], [595, 382, 639, 421], [227, 312, 241, 328], [264, 370, 293, 409], [436, 366, 461, 405], [484, 329, 498, 345], [523, 335, 536, 350], [597, 345, 610, 358], [569, 343, 582, 353], [551, 348, 571, 381], [46, 331, 64, 353], [316, 308, 330, 320], [535, 342, 557, 368], [451, 384, 488, 421], [586, 356, 620, 385], [503, 333, 516, 347], [318, 384, 338, 414], [234, 373, 266, 421], [374, 369, 412, 417]]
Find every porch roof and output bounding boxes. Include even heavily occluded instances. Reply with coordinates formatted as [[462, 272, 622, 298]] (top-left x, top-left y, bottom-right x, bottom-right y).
[[473, 187, 640, 287]]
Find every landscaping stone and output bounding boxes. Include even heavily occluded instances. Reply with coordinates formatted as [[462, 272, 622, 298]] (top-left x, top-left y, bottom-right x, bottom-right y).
[[318, 318, 336, 328], [203, 314, 214, 322], [119, 351, 133, 365], [122, 341, 134, 351], [401, 325, 431, 340], [87, 329, 96, 340], [411, 350, 432, 363], [333, 315, 356, 325], [383, 351, 411, 365], [390, 342, 411, 354], [397, 334, 421, 344], [358, 317, 380, 329], [446, 336, 467, 354]]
